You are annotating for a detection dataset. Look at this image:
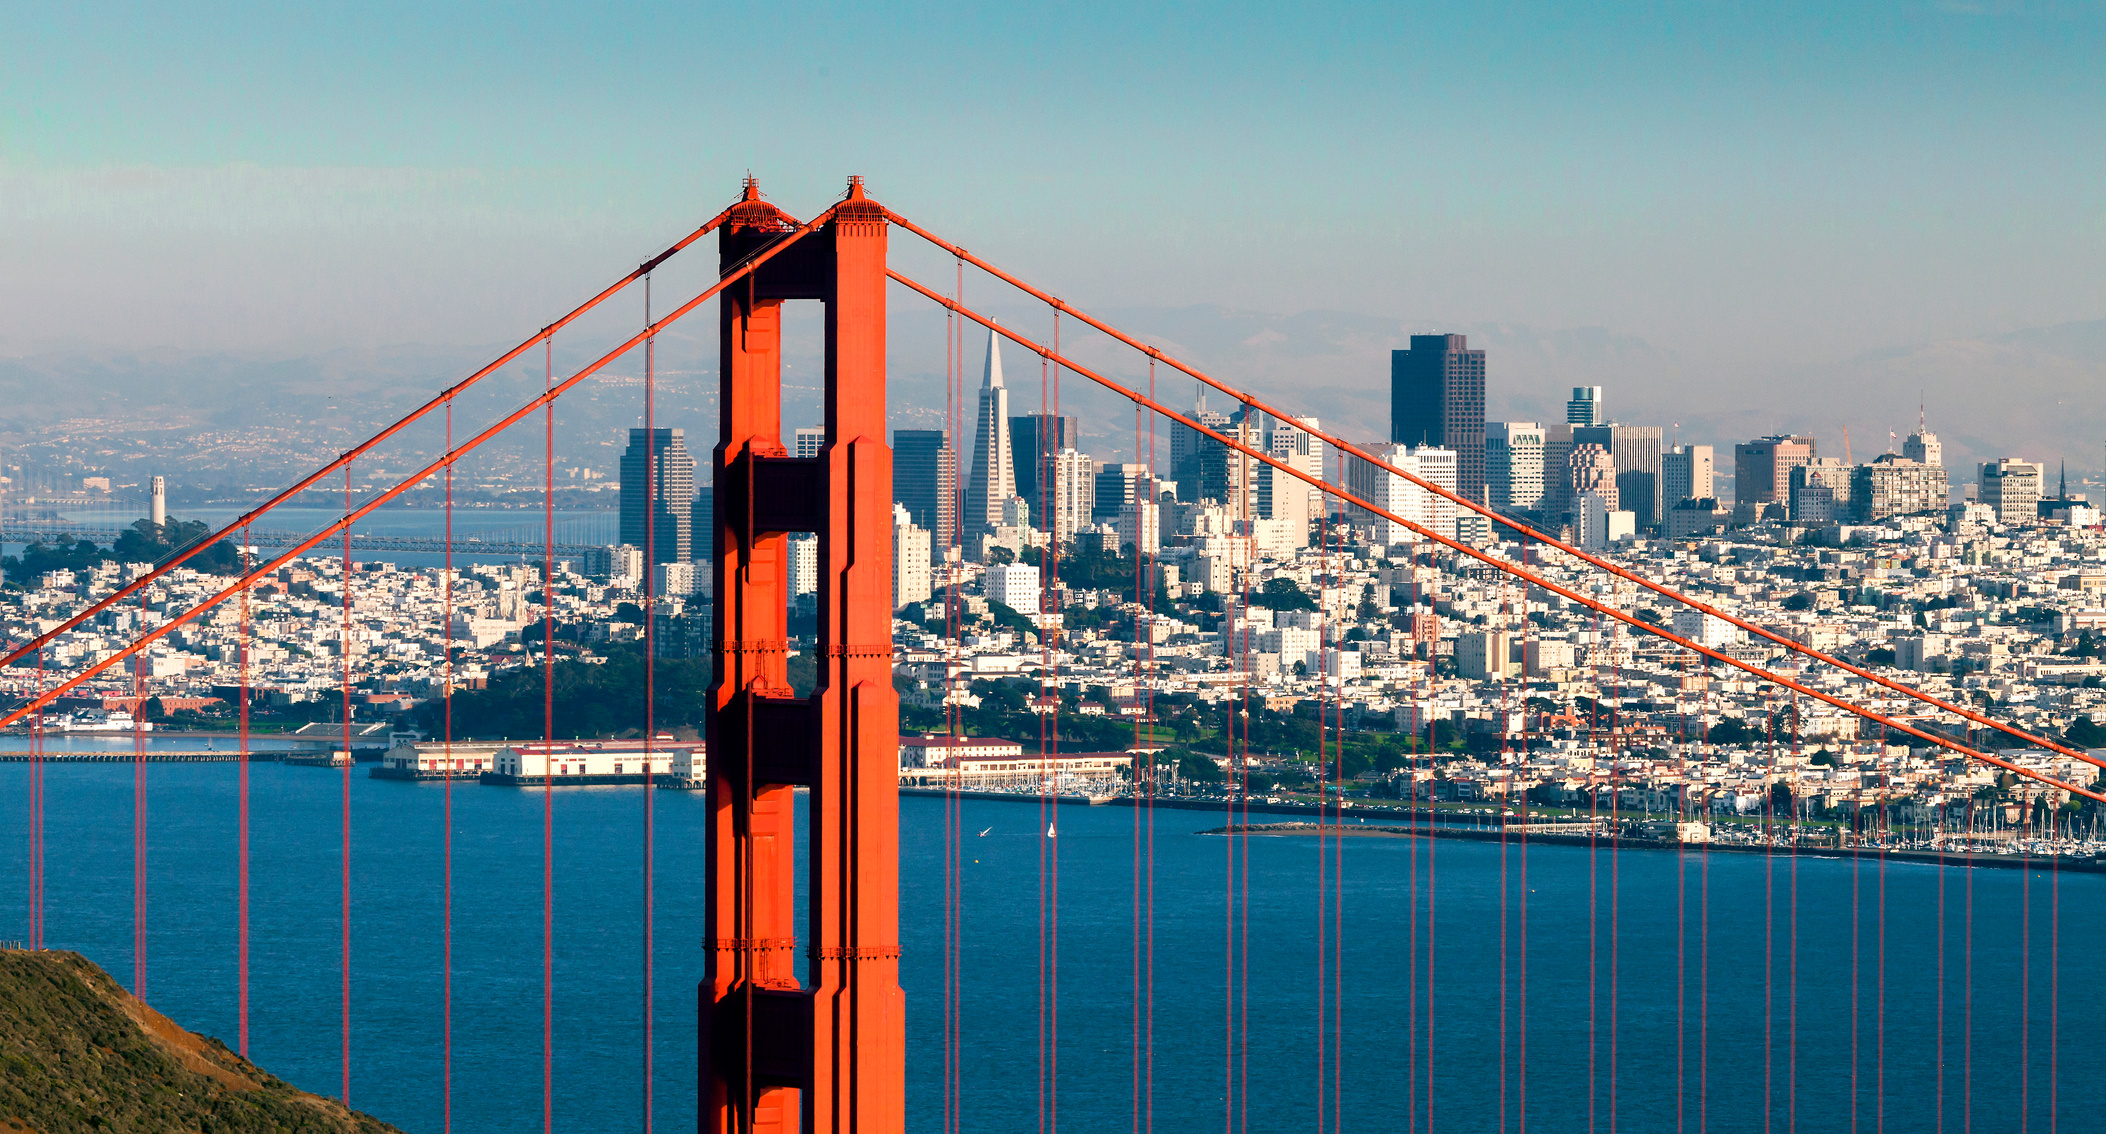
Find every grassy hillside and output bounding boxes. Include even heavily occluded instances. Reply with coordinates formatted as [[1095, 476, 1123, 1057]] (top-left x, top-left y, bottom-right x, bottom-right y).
[[0, 948, 401, 1134]]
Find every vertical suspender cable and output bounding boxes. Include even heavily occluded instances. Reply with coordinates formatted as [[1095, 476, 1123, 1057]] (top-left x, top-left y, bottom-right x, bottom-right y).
[[341, 463, 354, 1104], [541, 336, 557, 1134], [238, 529, 252, 1058], [134, 587, 147, 999], [443, 402, 456, 1134], [641, 280, 657, 1134]]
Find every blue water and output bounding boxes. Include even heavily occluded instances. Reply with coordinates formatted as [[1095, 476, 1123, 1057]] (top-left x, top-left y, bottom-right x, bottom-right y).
[[0, 764, 2093, 1132]]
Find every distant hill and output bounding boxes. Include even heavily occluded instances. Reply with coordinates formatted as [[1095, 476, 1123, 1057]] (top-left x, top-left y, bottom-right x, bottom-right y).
[[0, 948, 401, 1134]]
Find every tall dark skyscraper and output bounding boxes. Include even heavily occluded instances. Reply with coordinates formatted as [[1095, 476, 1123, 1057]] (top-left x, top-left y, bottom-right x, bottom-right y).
[[619, 427, 694, 564], [892, 428, 957, 556], [1010, 413, 1080, 510], [1390, 334, 1487, 503]]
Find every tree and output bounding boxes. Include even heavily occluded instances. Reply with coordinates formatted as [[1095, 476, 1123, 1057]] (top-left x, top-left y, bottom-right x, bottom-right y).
[[1707, 717, 1758, 747], [112, 518, 240, 573], [1254, 577, 1318, 612], [2065, 714, 2106, 749], [1178, 752, 1224, 783], [2, 537, 109, 588], [1769, 781, 1795, 814], [141, 696, 167, 722], [985, 546, 1016, 567], [1635, 608, 1666, 625], [1782, 592, 1815, 612]]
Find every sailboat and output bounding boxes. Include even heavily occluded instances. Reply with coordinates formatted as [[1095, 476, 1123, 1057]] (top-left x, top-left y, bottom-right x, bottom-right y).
[[978, 827, 992, 837], [1047, 822, 1057, 838]]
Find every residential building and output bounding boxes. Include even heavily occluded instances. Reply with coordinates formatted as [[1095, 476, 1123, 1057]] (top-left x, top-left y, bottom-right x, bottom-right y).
[[1851, 455, 1948, 522], [1046, 447, 1096, 542], [618, 428, 695, 564], [1672, 609, 1738, 649], [1347, 445, 1457, 545], [787, 534, 818, 598], [1390, 334, 1487, 503], [986, 561, 1042, 613], [893, 505, 931, 608]]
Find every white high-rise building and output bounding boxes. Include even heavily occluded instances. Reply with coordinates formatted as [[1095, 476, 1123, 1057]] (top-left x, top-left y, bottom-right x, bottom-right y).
[[1903, 431, 1941, 467], [793, 427, 825, 459], [1485, 423, 1546, 513], [1979, 459, 2042, 526], [985, 561, 1042, 613], [787, 534, 819, 598], [962, 324, 1018, 535], [1047, 448, 1096, 542], [1346, 445, 1456, 545], [892, 504, 931, 609]]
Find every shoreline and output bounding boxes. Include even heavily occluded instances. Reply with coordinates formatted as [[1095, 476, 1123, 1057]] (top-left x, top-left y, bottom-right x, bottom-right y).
[[1201, 821, 2106, 872]]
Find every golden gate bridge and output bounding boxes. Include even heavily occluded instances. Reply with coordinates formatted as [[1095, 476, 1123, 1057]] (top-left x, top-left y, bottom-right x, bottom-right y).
[[4, 177, 2096, 1132]]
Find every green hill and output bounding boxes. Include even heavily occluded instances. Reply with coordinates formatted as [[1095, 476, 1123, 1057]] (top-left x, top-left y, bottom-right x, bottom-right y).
[[0, 948, 401, 1134]]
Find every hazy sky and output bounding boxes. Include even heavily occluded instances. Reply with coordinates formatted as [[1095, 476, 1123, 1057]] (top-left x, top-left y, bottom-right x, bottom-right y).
[[4, 1, 2104, 381]]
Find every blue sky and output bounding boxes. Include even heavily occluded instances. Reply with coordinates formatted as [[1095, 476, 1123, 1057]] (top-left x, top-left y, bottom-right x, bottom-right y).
[[3, 1, 2103, 380]]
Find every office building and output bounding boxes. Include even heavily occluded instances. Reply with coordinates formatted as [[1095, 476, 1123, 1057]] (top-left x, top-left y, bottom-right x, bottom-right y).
[[1733, 436, 1817, 511], [1569, 444, 1618, 513], [1170, 395, 1237, 504], [1788, 458, 1851, 524], [1191, 414, 1264, 515], [1390, 334, 1486, 503], [1566, 386, 1604, 427], [892, 429, 957, 558], [963, 325, 1018, 534], [893, 505, 932, 608], [1539, 422, 1576, 519], [1092, 463, 1151, 525], [1979, 459, 2043, 526], [1902, 430, 1941, 468], [1011, 414, 1079, 508], [1485, 422, 1546, 514], [1574, 424, 1663, 528], [1851, 455, 1948, 522], [1663, 445, 1715, 506], [619, 428, 695, 564], [793, 427, 825, 460], [691, 491, 714, 567]]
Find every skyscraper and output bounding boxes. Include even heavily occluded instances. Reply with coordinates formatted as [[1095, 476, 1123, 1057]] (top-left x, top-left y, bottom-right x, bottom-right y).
[[1663, 444, 1716, 506], [793, 427, 826, 459], [1566, 386, 1604, 427], [1010, 413, 1079, 509], [1575, 424, 1664, 529], [1485, 422, 1547, 513], [1347, 445, 1456, 545], [1390, 334, 1486, 504], [962, 325, 1017, 535], [1733, 436, 1817, 510], [620, 427, 695, 564], [1569, 444, 1618, 512], [892, 429, 957, 558], [1170, 392, 1233, 499]]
